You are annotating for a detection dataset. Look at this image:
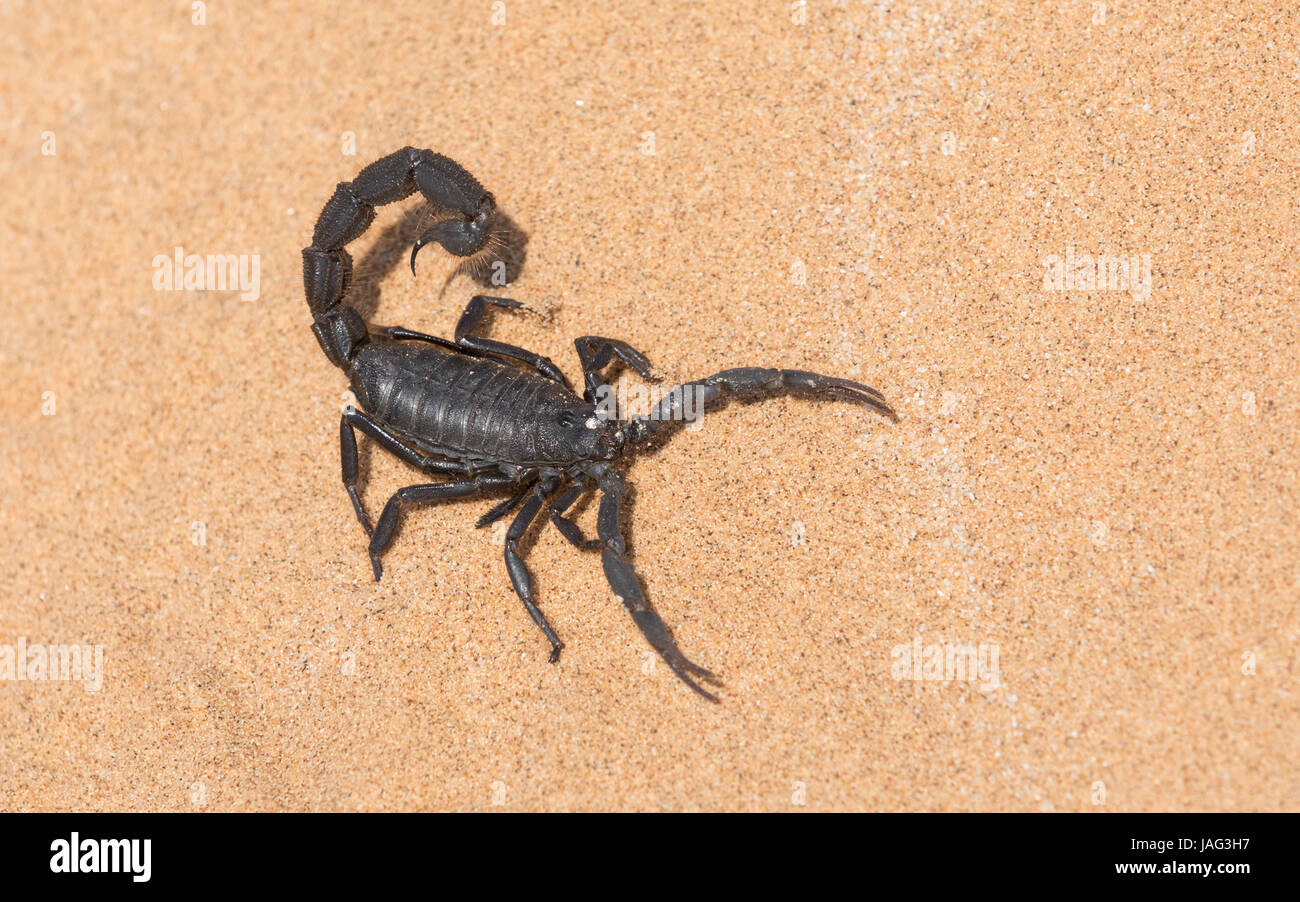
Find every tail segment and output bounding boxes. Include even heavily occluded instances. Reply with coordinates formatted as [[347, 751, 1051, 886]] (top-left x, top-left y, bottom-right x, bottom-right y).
[[301, 147, 496, 368]]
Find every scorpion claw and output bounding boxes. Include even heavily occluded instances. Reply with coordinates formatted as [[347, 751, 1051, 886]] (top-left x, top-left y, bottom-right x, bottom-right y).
[[628, 609, 722, 699], [681, 658, 719, 681], [819, 375, 896, 419], [670, 651, 721, 686], [670, 665, 722, 702]]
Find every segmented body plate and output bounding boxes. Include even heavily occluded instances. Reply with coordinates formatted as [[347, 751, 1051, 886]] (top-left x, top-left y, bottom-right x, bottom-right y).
[[349, 343, 587, 467]]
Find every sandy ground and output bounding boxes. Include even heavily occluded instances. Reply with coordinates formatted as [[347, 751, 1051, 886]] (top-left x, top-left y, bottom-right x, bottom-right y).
[[0, 1, 1295, 811]]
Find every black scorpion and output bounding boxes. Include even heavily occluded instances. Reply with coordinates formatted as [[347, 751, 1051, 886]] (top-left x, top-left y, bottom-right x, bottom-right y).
[[303, 147, 896, 700]]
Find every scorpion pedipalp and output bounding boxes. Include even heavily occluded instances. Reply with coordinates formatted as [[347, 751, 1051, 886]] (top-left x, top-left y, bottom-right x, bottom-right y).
[[624, 366, 897, 448]]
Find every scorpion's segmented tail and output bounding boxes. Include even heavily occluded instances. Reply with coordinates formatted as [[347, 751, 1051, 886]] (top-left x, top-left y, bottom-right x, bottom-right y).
[[301, 147, 497, 369]]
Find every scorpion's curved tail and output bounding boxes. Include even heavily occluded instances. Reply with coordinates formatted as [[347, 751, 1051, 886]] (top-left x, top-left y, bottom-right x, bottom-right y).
[[302, 147, 497, 369]]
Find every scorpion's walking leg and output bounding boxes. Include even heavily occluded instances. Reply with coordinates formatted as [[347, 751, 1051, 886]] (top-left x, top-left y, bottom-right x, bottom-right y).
[[475, 464, 595, 535], [503, 476, 566, 662], [341, 407, 488, 537], [574, 336, 659, 404], [455, 296, 571, 389], [475, 483, 532, 529], [628, 367, 897, 446], [340, 414, 373, 535], [368, 473, 519, 581], [368, 325, 462, 355], [588, 464, 721, 700], [548, 478, 600, 551], [483, 475, 598, 548], [372, 296, 572, 388], [343, 407, 477, 474]]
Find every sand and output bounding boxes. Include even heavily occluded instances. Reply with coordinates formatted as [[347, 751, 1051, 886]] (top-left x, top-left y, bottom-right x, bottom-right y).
[[0, 1, 1295, 811]]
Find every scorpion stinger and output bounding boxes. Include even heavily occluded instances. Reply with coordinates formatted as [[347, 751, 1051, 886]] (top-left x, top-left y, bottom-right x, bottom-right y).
[[303, 148, 896, 701]]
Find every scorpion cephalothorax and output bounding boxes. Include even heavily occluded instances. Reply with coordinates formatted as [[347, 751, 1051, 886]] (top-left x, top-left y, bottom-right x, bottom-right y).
[[303, 147, 896, 700]]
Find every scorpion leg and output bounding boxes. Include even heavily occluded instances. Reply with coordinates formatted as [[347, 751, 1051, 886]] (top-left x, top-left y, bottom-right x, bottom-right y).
[[574, 336, 660, 404], [343, 407, 472, 475], [503, 476, 566, 663], [454, 295, 572, 390], [369, 325, 463, 354], [548, 479, 600, 551], [475, 483, 532, 528], [589, 465, 721, 701], [342, 407, 499, 544], [340, 415, 373, 536], [368, 473, 520, 581]]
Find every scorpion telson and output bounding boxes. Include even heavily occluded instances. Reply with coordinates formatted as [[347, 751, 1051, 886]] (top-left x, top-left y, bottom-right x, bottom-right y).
[[303, 147, 896, 700]]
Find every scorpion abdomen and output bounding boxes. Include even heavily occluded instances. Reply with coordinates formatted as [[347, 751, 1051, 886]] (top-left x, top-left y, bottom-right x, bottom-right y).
[[348, 342, 593, 467]]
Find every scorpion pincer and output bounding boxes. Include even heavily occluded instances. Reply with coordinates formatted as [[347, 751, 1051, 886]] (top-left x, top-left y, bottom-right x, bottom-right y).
[[302, 147, 896, 700]]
